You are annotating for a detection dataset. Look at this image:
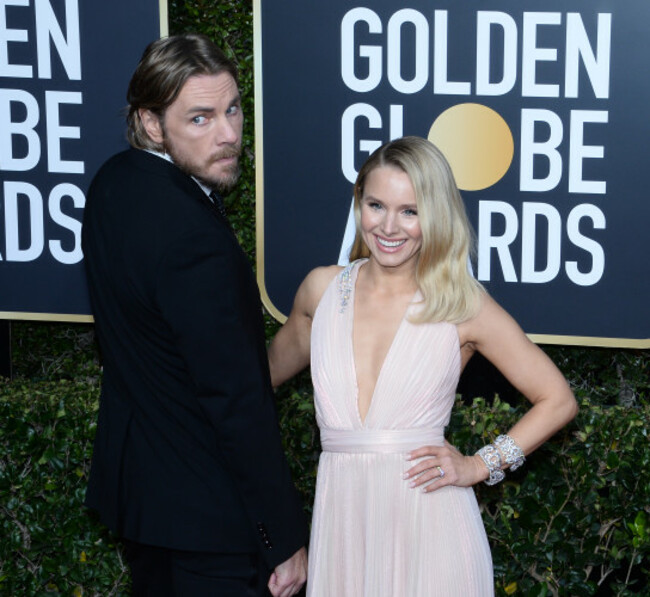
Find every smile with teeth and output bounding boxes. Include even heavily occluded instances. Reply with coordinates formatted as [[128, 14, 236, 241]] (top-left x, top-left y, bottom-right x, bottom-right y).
[[376, 236, 406, 248]]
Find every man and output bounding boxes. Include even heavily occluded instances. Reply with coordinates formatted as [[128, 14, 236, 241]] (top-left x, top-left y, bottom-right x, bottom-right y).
[[82, 34, 308, 596]]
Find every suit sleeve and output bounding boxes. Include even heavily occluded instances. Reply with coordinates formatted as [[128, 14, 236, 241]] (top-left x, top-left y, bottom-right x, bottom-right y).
[[155, 225, 308, 568]]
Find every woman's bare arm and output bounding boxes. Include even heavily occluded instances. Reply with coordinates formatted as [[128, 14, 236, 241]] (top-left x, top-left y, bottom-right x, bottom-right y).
[[406, 293, 578, 490], [268, 266, 340, 388]]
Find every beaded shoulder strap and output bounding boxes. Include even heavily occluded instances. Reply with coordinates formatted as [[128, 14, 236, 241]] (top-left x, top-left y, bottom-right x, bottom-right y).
[[337, 261, 356, 313]]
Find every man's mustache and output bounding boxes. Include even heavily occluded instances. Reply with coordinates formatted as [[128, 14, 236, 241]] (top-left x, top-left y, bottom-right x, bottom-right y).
[[211, 146, 241, 162]]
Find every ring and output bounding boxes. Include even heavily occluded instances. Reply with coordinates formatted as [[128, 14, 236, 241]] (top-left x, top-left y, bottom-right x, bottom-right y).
[[437, 466, 445, 479]]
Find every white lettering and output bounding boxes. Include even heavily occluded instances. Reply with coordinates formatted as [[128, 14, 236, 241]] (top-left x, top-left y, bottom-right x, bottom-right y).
[[35, 0, 81, 80], [45, 90, 83, 173], [478, 201, 605, 285], [566, 204, 605, 285], [341, 8, 382, 92], [568, 110, 607, 194], [0, 0, 32, 78], [522, 12, 561, 98], [565, 13, 611, 99], [478, 200, 518, 282], [341, 103, 382, 183], [433, 10, 471, 95], [3, 180, 44, 261], [476, 11, 517, 96], [0, 88, 40, 171], [387, 9, 428, 94], [339, 9, 612, 99], [341, 103, 403, 183], [520, 109, 563, 192], [521, 202, 562, 283], [48, 182, 84, 264]]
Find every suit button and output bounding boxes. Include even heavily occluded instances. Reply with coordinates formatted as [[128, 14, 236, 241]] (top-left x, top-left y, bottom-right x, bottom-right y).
[[256, 522, 273, 549]]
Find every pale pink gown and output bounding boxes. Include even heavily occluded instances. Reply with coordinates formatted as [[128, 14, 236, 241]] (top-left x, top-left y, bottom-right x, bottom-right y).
[[307, 260, 494, 596]]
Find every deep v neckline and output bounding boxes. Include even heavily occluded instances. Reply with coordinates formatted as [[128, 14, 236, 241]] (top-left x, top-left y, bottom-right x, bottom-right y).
[[349, 261, 417, 427]]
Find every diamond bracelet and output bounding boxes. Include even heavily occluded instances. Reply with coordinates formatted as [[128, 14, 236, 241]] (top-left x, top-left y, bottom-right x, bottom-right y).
[[476, 443, 505, 486], [494, 434, 526, 471]]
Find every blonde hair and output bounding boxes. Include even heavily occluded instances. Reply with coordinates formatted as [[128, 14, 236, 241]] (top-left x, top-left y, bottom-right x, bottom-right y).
[[349, 136, 484, 324]]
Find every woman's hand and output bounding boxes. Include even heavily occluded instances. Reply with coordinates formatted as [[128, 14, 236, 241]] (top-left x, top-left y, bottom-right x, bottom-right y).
[[403, 441, 488, 492]]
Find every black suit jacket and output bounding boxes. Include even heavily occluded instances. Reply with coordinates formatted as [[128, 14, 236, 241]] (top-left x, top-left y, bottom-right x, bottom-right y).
[[82, 149, 307, 567]]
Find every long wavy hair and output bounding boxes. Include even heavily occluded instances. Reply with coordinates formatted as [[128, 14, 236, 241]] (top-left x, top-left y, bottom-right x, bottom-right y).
[[349, 136, 484, 324]]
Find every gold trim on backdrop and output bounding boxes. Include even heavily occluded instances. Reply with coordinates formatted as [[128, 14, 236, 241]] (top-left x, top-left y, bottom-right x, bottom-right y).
[[0, 312, 93, 323], [159, 0, 169, 37], [252, 0, 647, 347], [253, 0, 287, 324], [528, 334, 649, 349]]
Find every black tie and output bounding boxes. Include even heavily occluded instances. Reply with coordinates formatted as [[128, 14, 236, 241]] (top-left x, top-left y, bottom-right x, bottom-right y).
[[209, 191, 228, 220]]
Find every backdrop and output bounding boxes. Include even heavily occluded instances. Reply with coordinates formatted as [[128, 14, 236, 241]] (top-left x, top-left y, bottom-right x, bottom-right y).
[[255, 0, 650, 348], [0, 0, 166, 321]]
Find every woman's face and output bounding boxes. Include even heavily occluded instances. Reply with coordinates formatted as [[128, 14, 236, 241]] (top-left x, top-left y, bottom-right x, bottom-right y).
[[359, 165, 423, 271]]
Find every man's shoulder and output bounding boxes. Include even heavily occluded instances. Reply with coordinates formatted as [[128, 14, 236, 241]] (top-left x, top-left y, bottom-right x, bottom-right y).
[[92, 148, 172, 183], [90, 149, 203, 204], [87, 149, 223, 238]]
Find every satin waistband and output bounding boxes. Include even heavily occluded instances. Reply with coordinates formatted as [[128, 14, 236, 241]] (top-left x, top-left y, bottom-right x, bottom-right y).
[[320, 428, 444, 454]]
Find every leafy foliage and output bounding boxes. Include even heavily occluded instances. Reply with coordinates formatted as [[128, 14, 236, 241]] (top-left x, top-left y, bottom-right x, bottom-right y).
[[2, 372, 648, 595], [0, 379, 129, 596], [1, 1, 648, 595], [169, 0, 257, 265], [449, 396, 650, 596]]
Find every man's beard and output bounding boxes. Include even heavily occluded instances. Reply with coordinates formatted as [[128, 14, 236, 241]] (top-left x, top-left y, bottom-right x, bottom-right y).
[[163, 135, 242, 194]]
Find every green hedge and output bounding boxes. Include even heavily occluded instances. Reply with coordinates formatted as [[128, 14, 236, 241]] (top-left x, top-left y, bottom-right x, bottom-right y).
[[0, 378, 129, 596], [450, 397, 650, 596], [2, 365, 648, 596], [1, 1, 649, 595]]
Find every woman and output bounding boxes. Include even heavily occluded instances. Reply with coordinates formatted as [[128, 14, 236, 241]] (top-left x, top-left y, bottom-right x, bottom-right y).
[[269, 136, 578, 596]]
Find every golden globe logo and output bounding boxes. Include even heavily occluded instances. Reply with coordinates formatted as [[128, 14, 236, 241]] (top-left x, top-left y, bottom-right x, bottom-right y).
[[338, 8, 611, 287]]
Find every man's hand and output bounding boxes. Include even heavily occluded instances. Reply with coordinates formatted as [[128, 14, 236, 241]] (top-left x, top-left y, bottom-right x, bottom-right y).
[[267, 547, 307, 597]]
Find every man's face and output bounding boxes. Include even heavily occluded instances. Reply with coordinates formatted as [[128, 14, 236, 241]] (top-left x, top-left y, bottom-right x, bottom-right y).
[[145, 73, 243, 192]]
